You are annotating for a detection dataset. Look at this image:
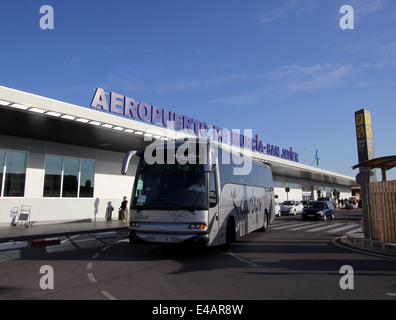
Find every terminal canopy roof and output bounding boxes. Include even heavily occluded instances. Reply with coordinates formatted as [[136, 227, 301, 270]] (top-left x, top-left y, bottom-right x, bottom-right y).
[[353, 155, 396, 181], [352, 155, 396, 171]]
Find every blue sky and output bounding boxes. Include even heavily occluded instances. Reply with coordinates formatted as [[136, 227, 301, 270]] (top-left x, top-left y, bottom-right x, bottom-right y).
[[1, 0, 396, 179]]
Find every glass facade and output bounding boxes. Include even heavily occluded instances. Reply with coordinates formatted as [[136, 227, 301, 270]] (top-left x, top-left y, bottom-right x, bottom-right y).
[[43, 155, 62, 197], [2, 151, 27, 197], [43, 155, 95, 198], [79, 159, 95, 198], [62, 158, 80, 198]]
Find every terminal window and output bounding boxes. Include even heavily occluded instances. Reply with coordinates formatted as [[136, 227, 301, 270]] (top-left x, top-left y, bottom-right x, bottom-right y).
[[285, 182, 300, 189], [43, 155, 95, 198], [273, 180, 282, 188], [62, 158, 80, 197], [0, 150, 28, 197]]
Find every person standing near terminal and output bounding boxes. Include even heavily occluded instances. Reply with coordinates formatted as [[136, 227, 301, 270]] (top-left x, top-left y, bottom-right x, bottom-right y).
[[120, 196, 128, 222]]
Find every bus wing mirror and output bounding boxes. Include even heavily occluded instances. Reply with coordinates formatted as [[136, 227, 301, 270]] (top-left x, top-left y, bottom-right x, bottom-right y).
[[122, 150, 139, 175]]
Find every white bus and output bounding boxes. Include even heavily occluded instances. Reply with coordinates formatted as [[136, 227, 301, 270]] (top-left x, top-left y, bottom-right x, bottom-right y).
[[122, 138, 275, 247]]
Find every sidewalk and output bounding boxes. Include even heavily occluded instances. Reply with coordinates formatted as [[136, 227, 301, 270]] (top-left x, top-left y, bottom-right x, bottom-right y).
[[0, 219, 129, 244], [335, 207, 396, 257], [343, 234, 396, 257]]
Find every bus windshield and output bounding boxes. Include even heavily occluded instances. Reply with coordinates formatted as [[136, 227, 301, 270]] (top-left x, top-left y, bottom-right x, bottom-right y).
[[132, 159, 208, 210]]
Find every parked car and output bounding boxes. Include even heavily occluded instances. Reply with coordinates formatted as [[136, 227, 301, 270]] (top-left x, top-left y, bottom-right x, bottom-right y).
[[280, 200, 304, 215], [302, 201, 335, 221], [301, 200, 311, 208], [275, 201, 281, 217]]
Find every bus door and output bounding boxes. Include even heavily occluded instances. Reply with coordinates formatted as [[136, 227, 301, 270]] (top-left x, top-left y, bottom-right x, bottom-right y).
[[207, 167, 220, 246]]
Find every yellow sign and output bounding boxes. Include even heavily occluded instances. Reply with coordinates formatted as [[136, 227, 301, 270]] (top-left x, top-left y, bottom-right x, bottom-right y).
[[357, 126, 365, 138], [355, 109, 375, 170], [356, 110, 372, 127], [365, 113, 372, 125], [356, 113, 364, 126], [366, 125, 373, 138]]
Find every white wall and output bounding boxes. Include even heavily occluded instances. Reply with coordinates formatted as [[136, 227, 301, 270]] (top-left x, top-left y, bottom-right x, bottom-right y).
[[0, 135, 138, 224], [274, 175, 352, 204]]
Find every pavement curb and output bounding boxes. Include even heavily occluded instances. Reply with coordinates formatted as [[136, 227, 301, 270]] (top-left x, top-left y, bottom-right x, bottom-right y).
[[0, 241, 28, 251], [0, 227, 127, 251], [31, 238, 61, 247], [345, 235, 396, 257], [0, 225, 128, 244], [95, 231, 119, 239]]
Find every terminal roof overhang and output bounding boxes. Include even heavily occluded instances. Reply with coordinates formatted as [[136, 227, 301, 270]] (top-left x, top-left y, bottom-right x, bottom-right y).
[[0, 86, 158, 153], [352, 155, 396, 182], [352, 155, 396, 171], [0, 86, 357, 187], [257, 157, 357, 187]]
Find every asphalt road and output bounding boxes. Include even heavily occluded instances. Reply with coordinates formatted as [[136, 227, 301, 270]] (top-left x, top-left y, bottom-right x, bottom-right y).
[[1, 209, 395, 301]]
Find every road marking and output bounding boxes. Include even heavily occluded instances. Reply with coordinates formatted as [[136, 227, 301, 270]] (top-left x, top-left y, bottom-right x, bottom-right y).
[[288, 223, 318, 231], [227, 252, 258, 267], [271, 222, 304, 230], [116, 239, 130, 244], [326, 224, 357, 233], [102, 291, 118, 300], [87, 273, 97, 283], [346, 227, 362, 235], [272, 220, 362, 235], [93, 252, 100, 259], [87, 262, 93, 270], [61, 235, 79, 243], [306, 224, 339, 232]]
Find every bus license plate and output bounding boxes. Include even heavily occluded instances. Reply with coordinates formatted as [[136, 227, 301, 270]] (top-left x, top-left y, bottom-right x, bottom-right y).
[[155, 236, 172, 242]]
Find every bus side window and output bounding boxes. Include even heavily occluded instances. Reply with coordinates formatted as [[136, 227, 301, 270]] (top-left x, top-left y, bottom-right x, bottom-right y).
[[209, 169, 217, 207]]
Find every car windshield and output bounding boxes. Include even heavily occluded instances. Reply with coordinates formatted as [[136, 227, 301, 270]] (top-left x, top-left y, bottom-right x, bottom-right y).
[[132, 159, 208, 210], [282, 201, 295, 205], [308, 202, 325, 209]]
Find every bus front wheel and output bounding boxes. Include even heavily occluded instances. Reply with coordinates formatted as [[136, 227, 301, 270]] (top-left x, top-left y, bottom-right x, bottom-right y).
[[222, 218, 235, 249]]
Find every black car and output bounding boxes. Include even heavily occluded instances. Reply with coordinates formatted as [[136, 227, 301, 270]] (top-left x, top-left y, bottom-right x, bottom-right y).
[[302, 201, 335, 221]]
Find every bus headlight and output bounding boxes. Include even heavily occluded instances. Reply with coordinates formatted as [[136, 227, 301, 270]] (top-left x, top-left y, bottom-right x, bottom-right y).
[[130, 222, 140, 228], [188, 223, 207, 230]]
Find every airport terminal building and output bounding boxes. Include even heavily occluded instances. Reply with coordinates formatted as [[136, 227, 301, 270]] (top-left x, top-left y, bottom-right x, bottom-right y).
[[0, 86, 356, 225]]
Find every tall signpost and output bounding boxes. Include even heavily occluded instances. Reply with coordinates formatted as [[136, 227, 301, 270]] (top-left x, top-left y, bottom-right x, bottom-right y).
[[355, 109, 376, 238]]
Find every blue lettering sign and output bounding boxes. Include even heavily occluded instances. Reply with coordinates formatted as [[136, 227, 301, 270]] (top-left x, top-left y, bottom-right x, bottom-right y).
[[90, 88, 299, 162]]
